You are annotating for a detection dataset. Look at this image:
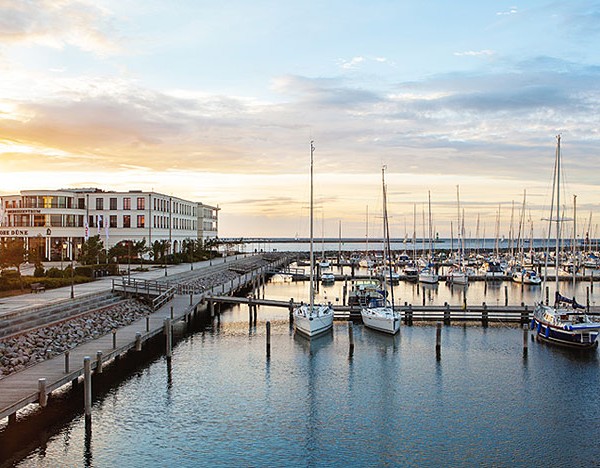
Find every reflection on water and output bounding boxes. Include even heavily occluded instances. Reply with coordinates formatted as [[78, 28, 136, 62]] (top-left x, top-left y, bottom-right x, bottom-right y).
[[9, 280, 600, 467]]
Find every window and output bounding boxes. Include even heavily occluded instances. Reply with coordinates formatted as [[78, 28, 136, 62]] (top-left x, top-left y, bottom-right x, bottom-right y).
[[110, 198, 117, 210], [123, 215, 131, 228], [110, 215, 117, 228], [50, 215, 62, 227], [96, 198, 104, 210], [88, 215, 95, 228], [137, 214, 145, 228], [137, 197, 145, 210], [34, 215, 46, 227], [123, 197, 131, 210], [78, 198, 85, 209]]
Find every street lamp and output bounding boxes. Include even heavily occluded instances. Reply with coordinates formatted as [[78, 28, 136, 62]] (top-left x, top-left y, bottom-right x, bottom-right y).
[[127, 241, 131, 281], [69, 241, 82, 299]]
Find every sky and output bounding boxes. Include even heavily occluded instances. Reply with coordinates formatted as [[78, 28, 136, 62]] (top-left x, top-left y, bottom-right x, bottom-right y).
[[1, 0, 600, 240]]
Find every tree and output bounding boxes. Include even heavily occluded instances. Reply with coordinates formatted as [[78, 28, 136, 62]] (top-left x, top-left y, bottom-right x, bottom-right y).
[[80, 235, 104, 265], [0, 239, 26, 290]]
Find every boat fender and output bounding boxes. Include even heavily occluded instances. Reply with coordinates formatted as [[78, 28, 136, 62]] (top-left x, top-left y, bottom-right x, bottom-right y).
[[545, 326, 550, 338], [537, 323, 542, 333], [530, 319, 535, 330]]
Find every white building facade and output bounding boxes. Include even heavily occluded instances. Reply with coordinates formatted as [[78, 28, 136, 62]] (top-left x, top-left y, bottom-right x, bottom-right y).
[[0, 188, 219, 261]]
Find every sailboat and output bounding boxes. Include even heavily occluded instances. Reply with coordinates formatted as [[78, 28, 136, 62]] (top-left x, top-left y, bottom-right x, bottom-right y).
[[293, 141, 334, 338], [447, 185, 468, 285], [361, 166, 401, 335], [531, 135, 600, 349], [419, 191, 439, 284]]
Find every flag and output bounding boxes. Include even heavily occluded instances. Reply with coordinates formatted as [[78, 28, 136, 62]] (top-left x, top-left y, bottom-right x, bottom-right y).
[[105, 216, 109, 244], [84, 220, 89, 241], [97, 215, 102, 234]]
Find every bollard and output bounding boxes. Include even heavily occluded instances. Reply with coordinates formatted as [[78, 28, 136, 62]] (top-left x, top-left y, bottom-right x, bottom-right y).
[[38, 378, 48, 408], [164, 318, 172, 358], [112, 329, 117, 349], [406, 304, 413, 326], [146, 316, 150, 332], [523, 324, 529, 356], [266, 321, 271, 358], [444, 302, 451, 325], [435, 322, 442, 360], [521, 305, 529, 325], [482, 302, 488, 328], [504, 285, 508, 306], [170, 306, 174, 319], [64, 351, 70, 373], [84, 356, 92, 420], [135, 332, 142, 351], [348, 322, 355, 357], [545, 286, 549, 305], [190, 293, 193, 306], [96, 351, 103, 374]]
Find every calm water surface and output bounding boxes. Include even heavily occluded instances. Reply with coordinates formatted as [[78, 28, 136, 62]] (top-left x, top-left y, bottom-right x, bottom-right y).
[[13, 280, 600, 467]]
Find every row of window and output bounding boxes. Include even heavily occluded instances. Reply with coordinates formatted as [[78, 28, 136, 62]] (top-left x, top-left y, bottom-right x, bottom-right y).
[[95, 197, 145, 211], [8, 214, 195, 230]]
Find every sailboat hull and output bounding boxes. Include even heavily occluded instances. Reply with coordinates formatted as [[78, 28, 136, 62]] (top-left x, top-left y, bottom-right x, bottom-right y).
[[294, 305, 334, 337], [531, 304, 600, 349], [361, 307, 400, 335]]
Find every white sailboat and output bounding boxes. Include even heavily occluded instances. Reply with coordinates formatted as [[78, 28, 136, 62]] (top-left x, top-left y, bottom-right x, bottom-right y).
[[419, 190, 439, 284], [531, 135, 600, 349], [447, 185, 468, 285], [361, 166, 401, 335], [293, 141, 334, 338]]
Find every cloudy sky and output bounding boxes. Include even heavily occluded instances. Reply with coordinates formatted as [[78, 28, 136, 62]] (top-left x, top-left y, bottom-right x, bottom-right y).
[[1, 0, 599, 239]]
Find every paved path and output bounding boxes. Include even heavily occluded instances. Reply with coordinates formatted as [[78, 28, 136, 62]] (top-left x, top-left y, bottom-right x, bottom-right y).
[[0, 256, 238, 314]]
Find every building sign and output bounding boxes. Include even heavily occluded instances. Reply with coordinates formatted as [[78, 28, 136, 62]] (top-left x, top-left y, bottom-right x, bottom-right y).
[[0, 229, 29, 237], [9, 209, 42, 214]]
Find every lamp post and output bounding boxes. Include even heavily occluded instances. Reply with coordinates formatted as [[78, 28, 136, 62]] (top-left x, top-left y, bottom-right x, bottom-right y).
[[127, 241, 131, 281], [69, 241, 82, 299], [190, 240, 194, 271]]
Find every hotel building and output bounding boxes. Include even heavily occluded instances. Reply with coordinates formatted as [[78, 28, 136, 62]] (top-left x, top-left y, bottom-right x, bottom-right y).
[[0, 188, 219, 261]]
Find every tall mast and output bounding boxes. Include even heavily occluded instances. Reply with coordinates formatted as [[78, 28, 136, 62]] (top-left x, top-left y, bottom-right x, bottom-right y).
[[309, 141, 315, 310], [382, 166, 395, 310], [555, 135, 561, 296]]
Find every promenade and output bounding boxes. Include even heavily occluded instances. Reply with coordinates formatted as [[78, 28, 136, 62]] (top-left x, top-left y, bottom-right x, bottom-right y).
[[0, 253, 283, 424]]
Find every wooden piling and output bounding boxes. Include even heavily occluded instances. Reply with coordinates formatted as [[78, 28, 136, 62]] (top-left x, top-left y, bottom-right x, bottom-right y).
[[482, 302, 488, 328], [95, 351, 103, 374], [83, 356, 92, 420], [406, 304, 413, 326], [504, 286, 508, 306], [164, 318, 172, 358], [435, 322, 442, 360], [112, 329, 117, 349], [64, 351, 70, 373], [444, 302, 451, 325], [8, 413, 16, 425], [135, 332, 142, 351], [266, 321, 271, 358], [190, 293, 193, 306], [146, 315, 150, 332], [523, 324, 529, 356], [587, 287, 590, 312], [348, 322, 355, 357], [545, 286, 549, 305], [521, 305, 529, 325], [38, 378, 47, 408], [170, 305, 174, 319], [288, 298, 294, 324]]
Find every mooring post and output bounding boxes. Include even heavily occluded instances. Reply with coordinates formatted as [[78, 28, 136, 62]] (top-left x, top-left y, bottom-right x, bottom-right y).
[[587, 287, 590, 312], [112, 329, 117, 349], [8, 413, 16, 425], [504, 285, 508, 306], [406, 304, 413, 326], [521, 305, 529, 325], [590, 276, 594, 293], [343, 281, 347, 306], [190, 293, 193, 306], [253, 302, 258, 325], [170, 305, 174, 320], [523, 324, 529, 356], [288, 298, 294, 324], [444, 302, 451, 325], [38, 378, 48, 408], [266, 321, 271, 358], [482, 302, 488, 328], [146, 315, 150, 332], [164, 318, 172, 358], [83, 356, 92, 421], [422, 293, 426, 307], [64, 351, 70, 373], [545, 286, 549, 305], [95, 351, 103, 374], [436, 322, 442, 360], [135, 332, 142, 351], [348, 322, 355, 357]]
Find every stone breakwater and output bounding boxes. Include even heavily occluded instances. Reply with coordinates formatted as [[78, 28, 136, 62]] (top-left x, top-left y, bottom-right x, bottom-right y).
[[0, 299, 152, 378]]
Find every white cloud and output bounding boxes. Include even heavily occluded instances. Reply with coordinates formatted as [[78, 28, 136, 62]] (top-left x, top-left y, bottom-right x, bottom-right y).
[[497, 7, 518, 16], [454, 50, 495, 57]]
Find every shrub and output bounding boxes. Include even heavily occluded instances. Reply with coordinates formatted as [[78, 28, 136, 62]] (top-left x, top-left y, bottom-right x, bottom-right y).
[[33, 265, 45, 277], [46, 267, 65, 278]]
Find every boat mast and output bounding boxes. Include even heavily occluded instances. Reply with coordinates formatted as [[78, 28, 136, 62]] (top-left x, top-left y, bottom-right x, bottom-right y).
[[382, 166, 395, 309], [555, 135, 561, 296], [310, 141, 315, 311]]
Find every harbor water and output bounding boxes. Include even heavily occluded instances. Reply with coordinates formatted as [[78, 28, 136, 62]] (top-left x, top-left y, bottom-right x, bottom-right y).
[[6, 278, 600, 467]]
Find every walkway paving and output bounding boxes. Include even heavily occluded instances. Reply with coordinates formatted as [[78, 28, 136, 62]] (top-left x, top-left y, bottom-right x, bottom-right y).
[[0, 256, 236, 314]]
